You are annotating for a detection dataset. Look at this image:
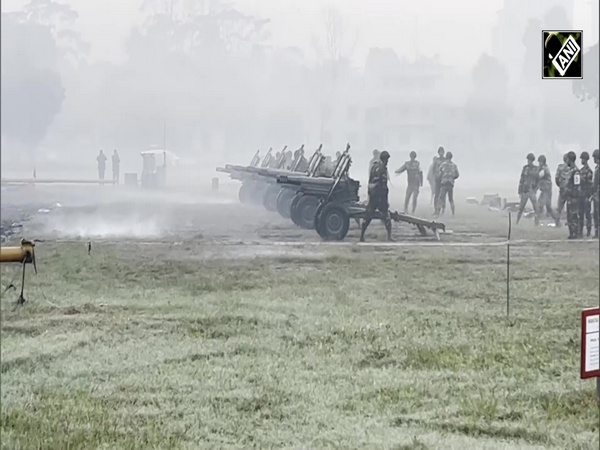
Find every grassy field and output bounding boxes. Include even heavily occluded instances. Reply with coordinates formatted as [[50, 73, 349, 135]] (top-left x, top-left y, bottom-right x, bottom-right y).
[[1, 217, 599, 449]]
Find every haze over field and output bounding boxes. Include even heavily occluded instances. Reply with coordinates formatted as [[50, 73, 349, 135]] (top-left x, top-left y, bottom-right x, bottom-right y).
[[1, 0, 598, 189]]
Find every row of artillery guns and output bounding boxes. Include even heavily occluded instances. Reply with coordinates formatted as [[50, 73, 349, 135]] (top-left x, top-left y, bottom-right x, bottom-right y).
[[216, 144, 445, 241]]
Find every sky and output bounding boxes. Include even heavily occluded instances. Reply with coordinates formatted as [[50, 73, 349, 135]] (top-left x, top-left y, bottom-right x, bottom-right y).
[[2, 0, 596, 70]]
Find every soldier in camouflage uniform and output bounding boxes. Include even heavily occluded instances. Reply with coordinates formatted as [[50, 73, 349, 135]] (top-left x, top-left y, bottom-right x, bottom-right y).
[[516, 153, 540, 225], [369, 150, 381, 173], [360, 151, 393, 242], [395, 151, 423, 214], [430, 146, 445, 212], [536, 155, 559, 224], [578, 151, 594, 237], [564, 151, 582, 239], [434, 152, 459, 217], [555, 153, 570, 223], [592, 149, 599, 238]]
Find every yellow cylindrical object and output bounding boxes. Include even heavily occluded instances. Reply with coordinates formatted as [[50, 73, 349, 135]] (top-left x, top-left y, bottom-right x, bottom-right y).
[[0, 240, 35, 264]]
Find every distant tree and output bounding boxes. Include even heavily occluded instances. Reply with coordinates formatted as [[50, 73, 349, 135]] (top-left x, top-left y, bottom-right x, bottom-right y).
[[572, 43, 599, 108], [9, 0, 89, 69], [1, 13, 65, 160], [465, 53, 511, 138], [312, 5, 358, 80]]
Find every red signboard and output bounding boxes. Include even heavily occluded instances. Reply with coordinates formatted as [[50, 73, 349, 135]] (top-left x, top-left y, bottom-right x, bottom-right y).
[[581, 307, 600, 379]]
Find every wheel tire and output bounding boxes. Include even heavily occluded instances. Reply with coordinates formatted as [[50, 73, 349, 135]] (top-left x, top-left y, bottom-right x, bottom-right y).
[[250, 182, 268, 205], [290, 193, 303, 227], [262, 185, 280, 212], [316, 202, 350, 241], [291, 195, 319, 229], [239, 183, 252, 204], [276, 189, 296, 219]]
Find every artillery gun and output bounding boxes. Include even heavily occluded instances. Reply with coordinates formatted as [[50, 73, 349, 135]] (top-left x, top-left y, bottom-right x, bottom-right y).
[[278, 147, 446, 240], [276, 144, 356, 229]]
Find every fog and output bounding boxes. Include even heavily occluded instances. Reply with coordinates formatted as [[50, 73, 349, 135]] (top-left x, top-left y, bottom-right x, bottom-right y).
[[1, 0, 599, 191]]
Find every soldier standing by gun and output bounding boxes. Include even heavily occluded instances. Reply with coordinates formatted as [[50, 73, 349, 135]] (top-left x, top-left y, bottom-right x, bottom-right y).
[[360, 151, 394, 242], [592, 149, 599, 238], [578, 151, 594, 237], [516, 153, 540, 225], [555, 153, 570, 224], [434, 152, 459, 217], [536, 155, 559, 225], [395, 151, 423, 214], [431, 146, 445, 212], [369, 150, 381, 173], [564, 151, 582, 239]]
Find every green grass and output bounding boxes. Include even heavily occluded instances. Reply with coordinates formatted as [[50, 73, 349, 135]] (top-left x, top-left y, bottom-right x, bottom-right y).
[[1, 232, 599, 449]]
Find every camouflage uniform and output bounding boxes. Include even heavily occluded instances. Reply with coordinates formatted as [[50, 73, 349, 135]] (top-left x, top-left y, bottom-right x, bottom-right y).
[[396, 158, 423, 214], [361, 154, 393, 241], [564, 163, 583, 238], [578, 158, 594, 237], [517, 161, 540, 225], [435, 156, 459, 216], [555, 159, 570, 219], [431, 154, 445, 212], [592, 150, 599, 238], [536, 161, 558, 222]]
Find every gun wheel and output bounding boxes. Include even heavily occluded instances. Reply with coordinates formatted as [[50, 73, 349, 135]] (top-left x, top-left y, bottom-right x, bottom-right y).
[[262, 185, 280, 212], [276, 189, 296, 219], [291, 195, 319, 229], [238, 183, 252, 204], [315, 202, 350, 241]]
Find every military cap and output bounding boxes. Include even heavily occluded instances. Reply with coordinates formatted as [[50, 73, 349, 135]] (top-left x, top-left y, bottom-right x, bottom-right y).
[[380, 151, 390, 160], [538, 155, 546, 163], [580, 151, 589, 160], [410, 151, 417, 158], [446, 151, 453, 159], [526, 153, 535, 161]]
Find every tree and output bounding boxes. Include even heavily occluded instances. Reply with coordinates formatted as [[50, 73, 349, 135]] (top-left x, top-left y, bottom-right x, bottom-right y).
[[312, 5, 358, 80], [1, 13, 65, 161], [572, 43, 599, 108], [10, 0, 89, 69], [465, 54, 511, 132]]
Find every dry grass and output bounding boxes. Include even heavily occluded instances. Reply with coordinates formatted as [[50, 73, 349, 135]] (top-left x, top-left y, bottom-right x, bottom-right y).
[[1, 206, 599, 449]]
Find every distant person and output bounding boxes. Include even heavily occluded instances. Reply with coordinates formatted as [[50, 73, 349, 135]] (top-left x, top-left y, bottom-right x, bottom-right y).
[[536, 155, 559, 224], [369, 150, 381, 173], [112, 149, 120, 185], [592, 149, 599, 238], [434, 151, 459, 217], [516, 153, 540, 225], [426, 155, 437, 205], [97, 149, 107, 180], [395, 151, 423, 214], [578, 151, 594, 237], [564, 151, 582, 239], [430, 146, 446, 213], [555, 153, 570, 223]]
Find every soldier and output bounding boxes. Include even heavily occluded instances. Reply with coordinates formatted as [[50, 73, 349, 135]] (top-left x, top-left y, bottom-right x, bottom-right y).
[[555, 153, 570, 223], [536, 155, 559, 224], [592, 149, 599, 238], [430, 146, 445, 212], [427, 156, 437, 205], [369, 150, 381, 173], [111, 149, 120, 185], [564, 151, 582, 239], [578, 151, 594, 237], [516, 153, 540, 225], [434, 151, 459, 216], [97, 149, 107, 180], [395, 151, 423, 214], [271, 151, 281, 168], [360, 150, 393, 242]]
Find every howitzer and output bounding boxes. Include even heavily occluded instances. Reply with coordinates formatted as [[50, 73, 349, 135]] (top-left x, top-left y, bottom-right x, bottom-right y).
[[310, 152, 446, 241], [276, 143, 356, 229]]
